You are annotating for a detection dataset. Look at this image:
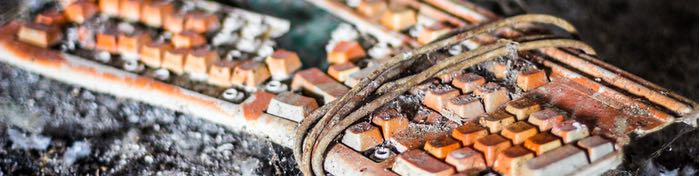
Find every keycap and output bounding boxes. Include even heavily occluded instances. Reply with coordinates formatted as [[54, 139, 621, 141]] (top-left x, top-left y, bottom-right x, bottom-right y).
[[265, 49, 302, 80], [17, 23, 62, 48], [328, 40, 366, 64], [327, 63, 359, 82], [171, 31, 206, 48], [140, 41, 172, 68], [98, 0, 120, 17], [96, 29, 119, 53], [528, 108, 565, 131], [412, 106, 443, 124], [64, 1, 98, 24], [325, 144, 398, 176], [162, 48, 190, 74], [451, 73, 486, 94], [118, 31, 151, 55], [445, 147, 487, 172], [119, 0, 143, 22], [35, 9, 66, 26], [184, 48, 219, 75], [164, 11, 186, 33], [266, 92, 318, 122], [291, 68, 349, 103], [446, 94, 485, 121], [371, 108, 409, 139], [479, 109, 516, 133], [501, 121, 538, 144], [521, 145, 589, 176], [524, 133, 562, 155], [494, 145, 534, 176], [423, 85, 461, 112], [475, 82, 510, 113], [141, 0, 175, 27], [505, 97, 541, 120], [357, 0, 387, 18], [451, 122, 488, 146], [380, 5, 416, 31], [341, 122, 384, 152], [184, 11, 221, 33], [473, 134, 512, 166], [392, 150, 456, 176], [418, 23, 451, 44], [424, 135, 461, 159], [517, 69, 548, 91], [207, 60, 240, 87], [230, 60, 271, 88], [551, 120, 590, 144], [576, 136, 614, 162]]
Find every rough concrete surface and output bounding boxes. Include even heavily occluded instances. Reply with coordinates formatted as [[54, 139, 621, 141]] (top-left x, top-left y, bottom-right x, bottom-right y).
[[0, 0, 697, 176]]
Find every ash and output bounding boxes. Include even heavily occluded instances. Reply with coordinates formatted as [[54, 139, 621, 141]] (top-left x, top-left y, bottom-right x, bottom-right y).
[[0, 63, 298, 175]]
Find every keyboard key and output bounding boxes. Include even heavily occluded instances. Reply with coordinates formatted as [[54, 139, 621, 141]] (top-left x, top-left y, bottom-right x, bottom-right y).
[[35, 9, 66, 26], [479, 109, 516, 133], [171, 31, 206, 48], [372, 108, 409, 139], [423, 85, 461, 113], [392, 150, 456, 176], [184, 48, 219, 75], [17, 23, 62, 48], [516, 69, 548, 91], [162, 48, 190, 74], [140, 41, 171, 68], [119, 0, 142, 22], [141, 0, 175, 27], [412, 106, 443, 124], [521, 145, 589, 176], [505, 97, 541, 120], [446, 95, 485, 121], [327, 62, 359, 82], [551, 120, 590, 143], [576, 136, 614, 162], [473, 134, 512, 166], [184, 11, 220, 33], [265, 49, 302, 80], [118, 31, 151, 55], [291, 68, 349, 103], [451, 122, 488, 146], [501, 121, 538, 144], [266, 92, 318, 122], [524, 133, 561, 155], [64, 1, 98, 24], [475, 82, 510, 113], [357, 0, 387, 18], [424, 135, 461, 159], [445, 147, 487, 172], [528, 108, 565, 131], [494, 145, 534, 176], [207, 60, 240, 87], [231, 60, 271, 88], [341, 122, 384, 152], [96, 29, 119, 53], [328, 40, 366, 64], [418, 23, 451, 44], [451, 73, 486, 94], [98, 0, 120, 17], [380, 5, 416, 31]]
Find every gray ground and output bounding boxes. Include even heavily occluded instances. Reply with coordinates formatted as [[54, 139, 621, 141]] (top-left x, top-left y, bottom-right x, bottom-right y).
[[0, 0, 697, 176]]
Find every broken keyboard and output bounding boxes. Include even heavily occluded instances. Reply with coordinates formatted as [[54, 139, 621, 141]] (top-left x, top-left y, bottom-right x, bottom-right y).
[[0, 0, 696, 176]]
